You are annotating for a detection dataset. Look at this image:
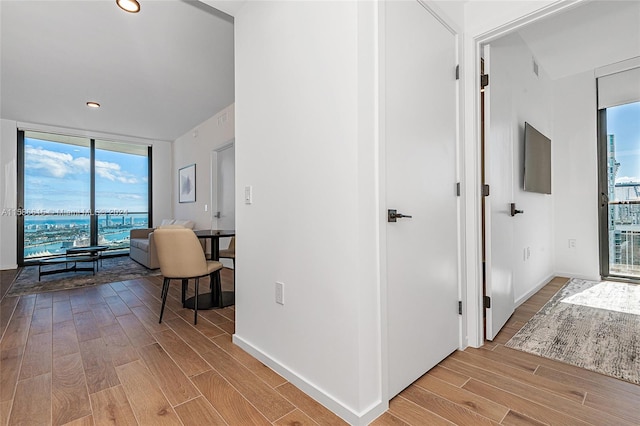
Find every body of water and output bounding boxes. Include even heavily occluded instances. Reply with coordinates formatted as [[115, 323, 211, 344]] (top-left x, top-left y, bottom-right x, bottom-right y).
[[24, 214, 148, 258]]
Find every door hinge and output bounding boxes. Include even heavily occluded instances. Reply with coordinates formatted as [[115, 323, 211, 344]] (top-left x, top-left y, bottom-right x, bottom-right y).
[[456, 182, 461, 196], [455, 64, 460, 80], [484, 296, 491, 309], [482, 184, 490, 197], [481, 73, 489, 88], [458, 301, 463, 315]]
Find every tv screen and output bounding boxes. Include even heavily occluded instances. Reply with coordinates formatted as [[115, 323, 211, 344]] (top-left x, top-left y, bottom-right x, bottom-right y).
[[523, 122, 551, 194]]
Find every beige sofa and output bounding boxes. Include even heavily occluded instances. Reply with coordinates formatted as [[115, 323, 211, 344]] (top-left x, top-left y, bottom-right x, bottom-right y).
[[129, 219, 195, 269]]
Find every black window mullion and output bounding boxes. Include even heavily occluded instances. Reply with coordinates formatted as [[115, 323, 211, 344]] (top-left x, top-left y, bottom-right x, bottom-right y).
[[148, 146, 153, 228], [17, 130, 25, 266], [90, 139, 97, 246]]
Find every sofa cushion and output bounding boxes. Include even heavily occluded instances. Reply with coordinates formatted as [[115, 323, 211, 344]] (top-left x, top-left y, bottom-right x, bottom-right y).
[[173, 219, 195, 229], [130, 238, 150, 251]]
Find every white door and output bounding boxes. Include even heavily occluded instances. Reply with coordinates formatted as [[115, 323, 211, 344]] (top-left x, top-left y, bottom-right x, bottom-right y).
[[212, 143, 235, 265], [483, 45, 515, 340], [215, 143, 235, 231], [386, 0, 459, 398]]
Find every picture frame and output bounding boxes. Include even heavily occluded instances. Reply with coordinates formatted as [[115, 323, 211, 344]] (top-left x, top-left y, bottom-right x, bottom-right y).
[[179, 164, 196, 203]]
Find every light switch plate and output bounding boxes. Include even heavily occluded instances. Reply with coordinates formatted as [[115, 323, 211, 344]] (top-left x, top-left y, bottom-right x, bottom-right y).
[[244, 186, 253, 204]]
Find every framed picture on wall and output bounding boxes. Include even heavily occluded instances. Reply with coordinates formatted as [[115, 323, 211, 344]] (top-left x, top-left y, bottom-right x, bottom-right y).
[[179, 164, 196, 203]]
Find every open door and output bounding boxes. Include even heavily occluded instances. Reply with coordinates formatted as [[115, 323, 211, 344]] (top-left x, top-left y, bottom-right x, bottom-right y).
[[211, 142, 235, 266], [482, 44, 515, 340], [385, 0, 459, 397]]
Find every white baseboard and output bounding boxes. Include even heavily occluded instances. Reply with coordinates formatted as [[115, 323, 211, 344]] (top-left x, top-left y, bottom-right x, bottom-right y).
[[232, 334, 387, 425], [1, 264, 18, 271], [514, 273, 555, 308]]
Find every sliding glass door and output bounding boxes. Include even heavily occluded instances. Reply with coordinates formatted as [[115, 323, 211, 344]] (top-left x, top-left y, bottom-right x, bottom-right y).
[[19, 131, 151, 264], [95, 140, 150, 250], [599, 101, 640, 278]]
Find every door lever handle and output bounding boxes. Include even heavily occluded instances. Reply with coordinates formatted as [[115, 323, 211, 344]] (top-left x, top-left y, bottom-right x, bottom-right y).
[[388, 209, 413, 223], [510, 203, 524, 217]]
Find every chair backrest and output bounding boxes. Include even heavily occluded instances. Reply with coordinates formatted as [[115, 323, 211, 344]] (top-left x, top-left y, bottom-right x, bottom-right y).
[[154, 228, 208, 278]]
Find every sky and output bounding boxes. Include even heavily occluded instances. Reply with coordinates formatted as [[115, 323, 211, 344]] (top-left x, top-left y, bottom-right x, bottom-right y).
[[609, 101, 640, 184], [24, 137, 149, 213]]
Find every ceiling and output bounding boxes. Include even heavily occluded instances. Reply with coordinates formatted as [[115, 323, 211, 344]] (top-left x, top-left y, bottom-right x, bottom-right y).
[[2, 1, 637, 143], [516, 0, 640, 80], [0, 0, 234, 142]]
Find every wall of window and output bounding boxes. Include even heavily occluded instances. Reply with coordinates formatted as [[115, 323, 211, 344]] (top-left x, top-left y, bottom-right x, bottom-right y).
[[18, 130, 152, 264]]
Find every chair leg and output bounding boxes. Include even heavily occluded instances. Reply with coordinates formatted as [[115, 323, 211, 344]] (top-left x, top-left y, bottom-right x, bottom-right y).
[[160, 277, 168, 301], [159, 278, 171, 324], [194, 278, 199, 325], [212, 269, 222, 307], [181, 279, 188, 307]]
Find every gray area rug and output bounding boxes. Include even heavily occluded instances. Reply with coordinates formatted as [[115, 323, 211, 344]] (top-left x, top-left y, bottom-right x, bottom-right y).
[[8, 255, 161, 296], [506, 278, 640, 384]]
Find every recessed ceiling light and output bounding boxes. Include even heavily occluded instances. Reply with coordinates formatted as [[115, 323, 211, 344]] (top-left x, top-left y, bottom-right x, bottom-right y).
[[86, 102, 101, 109], [116, 0, 140, 13]]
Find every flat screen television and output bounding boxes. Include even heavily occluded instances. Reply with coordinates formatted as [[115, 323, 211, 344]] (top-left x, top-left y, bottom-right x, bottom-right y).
[[523, 122, 551, 194]]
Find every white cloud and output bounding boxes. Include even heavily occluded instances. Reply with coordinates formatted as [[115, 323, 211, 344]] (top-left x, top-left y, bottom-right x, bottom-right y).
[[615, 176, 640, 184], [25, 145, 89, 178], [26, 145, 141, 185], [95, 160, 140, 184]]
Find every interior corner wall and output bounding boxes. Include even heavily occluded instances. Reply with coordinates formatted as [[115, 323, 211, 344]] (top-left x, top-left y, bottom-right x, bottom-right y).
[[489, 33, 555, 305], [172, 104, 235, 229], [233, 1, 381, 424], [0, 119, 18, 269], [151, 140, 173, 227], [552, 71, 600, 280]]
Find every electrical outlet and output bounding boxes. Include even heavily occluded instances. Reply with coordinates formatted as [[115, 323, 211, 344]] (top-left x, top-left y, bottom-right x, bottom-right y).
[[568, 239, 576, 249], [275, 282, 284, 305]]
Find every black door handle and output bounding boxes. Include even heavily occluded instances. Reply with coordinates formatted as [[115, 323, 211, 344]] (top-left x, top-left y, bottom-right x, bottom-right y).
[[510, 203, 524, 217], [388, 209, 413, 222]]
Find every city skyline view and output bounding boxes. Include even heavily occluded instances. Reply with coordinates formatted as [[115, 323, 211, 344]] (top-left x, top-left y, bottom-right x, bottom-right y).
[[22, 134, 150, 259]]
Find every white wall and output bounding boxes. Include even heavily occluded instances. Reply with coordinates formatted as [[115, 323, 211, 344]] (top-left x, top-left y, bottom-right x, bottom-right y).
[[0, 119, 18, 269], [172, 104, 235, 230], [0, 119, 173, 269], [234, 1, 382, 424], [489, 33, 555, 305], [151, 141, 173, 228], [552, 71, 600, 280]]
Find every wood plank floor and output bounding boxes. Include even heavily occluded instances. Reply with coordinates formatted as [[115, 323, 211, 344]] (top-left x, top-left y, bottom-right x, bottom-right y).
[[374, 277, 640, 426], [0, 267, 346, 426], [1, 271, 638, 425]]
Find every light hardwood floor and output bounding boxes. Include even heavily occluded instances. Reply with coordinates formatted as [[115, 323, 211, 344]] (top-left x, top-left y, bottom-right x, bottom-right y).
[[1, 271, 638, 425]]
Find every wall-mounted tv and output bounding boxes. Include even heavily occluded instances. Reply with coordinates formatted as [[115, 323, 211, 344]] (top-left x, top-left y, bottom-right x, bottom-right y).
[[523, 122, 551, 194]]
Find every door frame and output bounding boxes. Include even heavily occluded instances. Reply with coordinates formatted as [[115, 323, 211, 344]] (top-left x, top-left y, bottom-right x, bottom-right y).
[[209, 139, 235, 228], [463, 0, 587, 347]]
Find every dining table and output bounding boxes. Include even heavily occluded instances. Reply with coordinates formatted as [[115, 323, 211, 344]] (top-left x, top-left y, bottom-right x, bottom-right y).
[[183, 229, 236, 310]]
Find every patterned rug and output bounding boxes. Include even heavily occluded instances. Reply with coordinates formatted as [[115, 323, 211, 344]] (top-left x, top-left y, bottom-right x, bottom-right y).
[[7, 255, 161, 296], [506, 278, 640, 384]]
